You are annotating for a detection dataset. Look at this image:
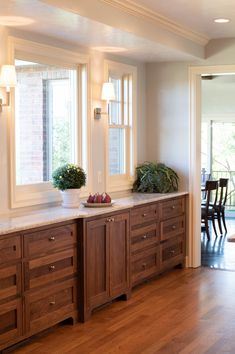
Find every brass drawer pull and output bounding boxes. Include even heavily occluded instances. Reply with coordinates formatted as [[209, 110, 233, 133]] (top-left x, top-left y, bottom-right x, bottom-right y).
[[49, 265, 55, 271], [49, 301, 56, 305], [142, 235, 147, 240], [49, 236, 55, 241], [172, 225, 176, 230], [172, 205, 176, 209], [110, 218, 115, 222], [170, 250, 175, 255], [142, 213, 147, 217], [106, 218, 111, 222], [142, 263, 147, 269]]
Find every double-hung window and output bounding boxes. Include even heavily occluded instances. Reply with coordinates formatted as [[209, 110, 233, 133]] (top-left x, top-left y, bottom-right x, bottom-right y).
[[106, 61, 137, 192], [10, 38, 89, 207]]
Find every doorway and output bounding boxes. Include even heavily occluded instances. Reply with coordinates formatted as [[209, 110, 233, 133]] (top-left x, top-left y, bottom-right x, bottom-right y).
[[189, 65, 235, 268]]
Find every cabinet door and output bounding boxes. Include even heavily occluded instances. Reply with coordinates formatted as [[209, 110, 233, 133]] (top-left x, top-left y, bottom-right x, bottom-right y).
[[109, 212, 130, 298], [85, 218, 109, 311], [0, 299, 22, 349]]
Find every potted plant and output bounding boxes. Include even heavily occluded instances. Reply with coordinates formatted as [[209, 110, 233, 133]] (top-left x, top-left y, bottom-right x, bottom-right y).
[[133, 162, 179, 193], [52, 163, 86, 208]]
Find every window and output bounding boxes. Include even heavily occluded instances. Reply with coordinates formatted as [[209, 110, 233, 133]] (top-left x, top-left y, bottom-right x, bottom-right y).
[[105, 61, 137, 192], [9, 38, 89, 207], [15, 60, 77, 185]]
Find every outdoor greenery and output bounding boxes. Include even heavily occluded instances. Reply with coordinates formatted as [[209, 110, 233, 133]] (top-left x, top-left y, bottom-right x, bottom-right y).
[[52, 163, 86, 191], [133, 162, 179, 193]]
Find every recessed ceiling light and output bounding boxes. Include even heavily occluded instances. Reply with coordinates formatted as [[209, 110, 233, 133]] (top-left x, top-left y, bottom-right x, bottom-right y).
[[0, 16, 35, 26], [214, 18, 230, 23]]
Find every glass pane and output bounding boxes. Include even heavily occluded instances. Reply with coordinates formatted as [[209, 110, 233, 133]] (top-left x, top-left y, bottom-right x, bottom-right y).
[[15, 59, 76, 185], [109, 77, 121, 125], [109, 128, 125, 175], [201, 122, 209, 171]]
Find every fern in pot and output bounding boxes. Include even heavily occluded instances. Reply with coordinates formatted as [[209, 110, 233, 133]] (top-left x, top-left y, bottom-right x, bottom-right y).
[[52, 163, 86, 208], [133, 162, 179, 193]]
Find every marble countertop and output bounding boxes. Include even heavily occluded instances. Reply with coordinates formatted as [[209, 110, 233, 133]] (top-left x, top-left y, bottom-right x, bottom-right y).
[[0, 192, 187, 236]]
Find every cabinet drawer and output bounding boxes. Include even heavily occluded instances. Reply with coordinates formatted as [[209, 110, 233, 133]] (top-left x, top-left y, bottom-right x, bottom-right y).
[[25, 248, 77, 290], [160, 236, 184, 270], [0, 265, 21, 301], [160, 216, 185, 242], [0, 236, 21, 265], [24, 223, 76, 258], [0, 299, 22, 348], [131, 247, 159, 286], [130, 204, 158, 227], [25, 279, 77, 334], [159, 197, 185, 220], [131, 223, 159, 253]]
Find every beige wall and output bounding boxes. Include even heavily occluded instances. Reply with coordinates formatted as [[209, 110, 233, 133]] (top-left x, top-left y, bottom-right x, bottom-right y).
[[0, 30, 146, 214], [146, 62, 189, 191]]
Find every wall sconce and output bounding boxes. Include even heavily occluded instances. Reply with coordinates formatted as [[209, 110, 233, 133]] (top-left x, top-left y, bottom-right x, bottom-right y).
[[0, 65, 17, 112], [94, 82, 115, 119]]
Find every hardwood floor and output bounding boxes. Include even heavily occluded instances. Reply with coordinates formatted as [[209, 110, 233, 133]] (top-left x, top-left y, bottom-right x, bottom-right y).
[[6, 267, 235, 354], [201, 217, 235, 270]]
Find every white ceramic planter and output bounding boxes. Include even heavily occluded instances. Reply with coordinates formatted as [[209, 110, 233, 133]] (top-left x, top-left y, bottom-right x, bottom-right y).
[[60, 189, 81, 208]]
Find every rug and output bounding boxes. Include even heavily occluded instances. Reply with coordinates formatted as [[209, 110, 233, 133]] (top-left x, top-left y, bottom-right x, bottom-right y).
[[227, 234, 235, 242]]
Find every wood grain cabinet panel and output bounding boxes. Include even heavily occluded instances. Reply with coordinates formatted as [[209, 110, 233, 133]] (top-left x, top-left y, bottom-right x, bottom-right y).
[[0, 299, 22, 348], [25, 279, 77, 334], [131, 223, 159, 253], [131, 247, 159, 286], [130, 204, 158, 227], [0, 236, 21, 265], [0, 264, 21, 301], [24, 223, 76, 258], [160, 215, 185, 242], [160, 235, 184, 270], [159, 197, 185, 220]]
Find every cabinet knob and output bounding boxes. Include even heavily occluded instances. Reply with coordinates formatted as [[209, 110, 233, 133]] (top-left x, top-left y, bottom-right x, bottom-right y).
[[142, 213, 147, 217], [106, 218, 111, 222], [49, 301, 56, 306], [172, 225, 176, 230], [111, 218, 115, 222], [142, 263, 147, 269], [172, 205, 176, 209], [142, 235, 147, 239], [49, 236, 55, 241], [170, 250, 175, 255], [49, 265, 55, 271]]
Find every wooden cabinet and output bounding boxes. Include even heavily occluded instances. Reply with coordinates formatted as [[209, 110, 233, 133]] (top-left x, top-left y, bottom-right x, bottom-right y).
[[159, 197, 185, 271], [130, 203, 160, 286], [0, 221, 78, 352], [82, 211, 130, 320]]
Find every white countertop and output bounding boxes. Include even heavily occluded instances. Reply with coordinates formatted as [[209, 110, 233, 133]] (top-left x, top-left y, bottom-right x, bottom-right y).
[[0, 192, 187, 236]]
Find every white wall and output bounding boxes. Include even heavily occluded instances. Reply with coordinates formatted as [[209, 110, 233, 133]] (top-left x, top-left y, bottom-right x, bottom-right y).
[[146, 62, 189, 191], [0, 30, 146, 214]]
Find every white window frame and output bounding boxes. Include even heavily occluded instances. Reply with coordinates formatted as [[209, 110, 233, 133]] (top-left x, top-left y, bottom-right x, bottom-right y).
[[8, 37, 91, 208], [104, 60, 137, 192]]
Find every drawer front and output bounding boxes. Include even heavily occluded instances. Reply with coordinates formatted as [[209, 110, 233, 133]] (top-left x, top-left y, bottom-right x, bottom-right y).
[[0, 236, 21, 265], [159, 197, 185, 220], [24, 223, 76, 258], [25, 249, 77, 290], [0, 299, 22, 349], [25, 279, 77, 334], [0, 265, 21, 301], [131, 223, 159, 253], [160, 216, 185, 242], [131, 247, 160, 286], [131, 204, 158, 227], [160, 236, 184, 270]]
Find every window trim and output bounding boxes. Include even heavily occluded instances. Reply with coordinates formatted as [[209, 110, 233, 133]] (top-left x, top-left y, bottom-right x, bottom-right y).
[[8, 37, 90, 208], [104, 60, 137, 193]]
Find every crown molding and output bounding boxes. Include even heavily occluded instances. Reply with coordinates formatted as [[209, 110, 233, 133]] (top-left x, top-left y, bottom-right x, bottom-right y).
[[100, 0, 209, 46]]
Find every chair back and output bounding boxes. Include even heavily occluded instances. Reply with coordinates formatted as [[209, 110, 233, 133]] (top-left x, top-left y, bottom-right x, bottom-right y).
[[218, 178, 229, 207], [204, 180, 218, 210]]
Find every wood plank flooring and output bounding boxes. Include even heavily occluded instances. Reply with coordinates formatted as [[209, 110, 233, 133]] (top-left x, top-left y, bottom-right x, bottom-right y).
[[7, 268, 235, 354]]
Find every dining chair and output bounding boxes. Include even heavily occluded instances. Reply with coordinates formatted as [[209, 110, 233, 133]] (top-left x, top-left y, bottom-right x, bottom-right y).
[[201, 180, 218, 240], [213, 178, 229, 235]]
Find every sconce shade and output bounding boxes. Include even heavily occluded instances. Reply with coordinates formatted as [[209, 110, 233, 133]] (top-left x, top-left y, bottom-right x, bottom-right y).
[[101, 82, 115, 101], [0, 65, 17, 88]]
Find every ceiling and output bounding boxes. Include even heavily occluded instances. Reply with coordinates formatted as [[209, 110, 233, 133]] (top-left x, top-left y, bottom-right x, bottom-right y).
[[0, 0, 234, 62]]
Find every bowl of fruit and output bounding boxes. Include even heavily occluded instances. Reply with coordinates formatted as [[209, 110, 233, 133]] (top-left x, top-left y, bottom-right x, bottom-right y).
[[82, 193, 114, 207]]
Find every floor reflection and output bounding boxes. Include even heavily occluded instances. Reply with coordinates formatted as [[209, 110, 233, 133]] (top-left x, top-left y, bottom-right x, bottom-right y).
[[201, 218, 235, 271]]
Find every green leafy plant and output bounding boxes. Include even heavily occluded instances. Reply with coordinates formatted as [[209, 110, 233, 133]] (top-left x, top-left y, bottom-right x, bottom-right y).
[[133, 162, 179, 193], [52, 163, 86, 191]]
